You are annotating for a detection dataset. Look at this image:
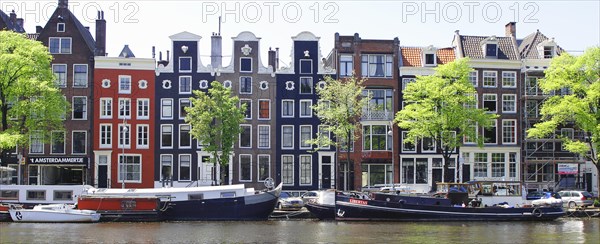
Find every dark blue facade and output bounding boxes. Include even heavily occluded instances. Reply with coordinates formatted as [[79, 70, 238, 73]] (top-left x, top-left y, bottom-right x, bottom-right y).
[[276, 36, 336, 191], [154, 33, 214, 187]]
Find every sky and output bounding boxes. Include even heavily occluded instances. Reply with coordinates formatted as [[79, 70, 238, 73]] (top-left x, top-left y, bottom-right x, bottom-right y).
[[4, 0, 600, 66]]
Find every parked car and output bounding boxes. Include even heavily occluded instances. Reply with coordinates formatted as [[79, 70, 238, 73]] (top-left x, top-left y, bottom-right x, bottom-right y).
[[300, 191, 319, 204], [526, 191, 545, 200], [277, 192, 304, 210], [557, 190, 594, 208], [531, 192, 562, 207]]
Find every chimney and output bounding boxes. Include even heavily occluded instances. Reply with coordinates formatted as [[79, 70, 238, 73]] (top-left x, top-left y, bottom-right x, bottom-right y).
[[15, 18, 24, 30], [9, 10, 16, 23], [152, 46, 156, 59], [58, 0, 68, 9], [211, 33, 222, 68], [36, 25, 43, 33], [95, 11, 106, 56], [275, 47, 279, 70], [268, 47, 276, 72], [505, 22, 516, 38], [166, 50, 170, 62]]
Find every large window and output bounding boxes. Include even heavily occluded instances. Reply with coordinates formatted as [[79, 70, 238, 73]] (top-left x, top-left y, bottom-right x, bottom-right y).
[[240, 99, 252, 119], [483, 120, 497, 144], [363, 89, 393, 120], [119, 155, 141, 182], [49, 37, 71, 54], [240, 125, 251, 148], [72, 96, 87, 120], [502, 94, 516, 113], [299, 59, 312, 74], [52, 64, 67, 87], [179, 76, 192, 94], [299, 100, 312, 118], [402, 78, 415, 91], [119, 75, 131, 94], [282, 125, 294, 149], [492, 153, 505, 177], [239, 155, 251, 181], [300, 77, 313, 94], [300, 125, 312, 149], [502, 120, 517, 144], [468, 71, 478, 87], [318, 125, 330, 149], [509, 152, 517, 178], [51, 131, 65, 154], [179, 99, 190, 120], [485, 43, 497, 57], [300, 155, 312, 185], [72, 131, 87, 154], [401, 131, 416, 152], [258, 125, 270, 149], [339, 54, 353, 77], [474, 153, 488, 178], [363, 125, 391, 151], [258, 100, 270, 119], [483, 94, 497, 113], [179, 124, 191, 148], [258, 155, 270, 181], [117, 124, 130, 149], [282, 155, 294, 185], [118, 98, 131, 119], [281, 100, 294, 117], [100, 98, 112, 119], [502, 71, 517, 88], [99, 124, 112, 148], [361, 54, 393, 77], [161, 125, 173, 148], [161, 99, 173, 119], [401, 158, 414, 184], [482, 71, 497, 87], [73, 64, 88, 88], [137, 125, 149, 149], [179, 154, 191, 181], [240, 76, 252, 94], [137, 99, 150, 120], [160, 155, 173, 181]]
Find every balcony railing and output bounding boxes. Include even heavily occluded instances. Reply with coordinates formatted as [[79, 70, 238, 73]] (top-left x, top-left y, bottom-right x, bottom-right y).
[[361, 110, 392, 120]]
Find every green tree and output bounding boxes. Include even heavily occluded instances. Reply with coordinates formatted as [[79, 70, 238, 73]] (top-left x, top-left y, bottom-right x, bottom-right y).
[[0, 31, 68, 163], [185, 81, 245, 185], [527, 47, 600, 195], [310, 75, 369, 190], [394, 58, 496, 184]]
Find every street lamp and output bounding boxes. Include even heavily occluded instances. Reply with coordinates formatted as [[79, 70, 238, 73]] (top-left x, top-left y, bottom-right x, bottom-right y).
[[120, 103, 128, 189], [388, 121, 395, 191]]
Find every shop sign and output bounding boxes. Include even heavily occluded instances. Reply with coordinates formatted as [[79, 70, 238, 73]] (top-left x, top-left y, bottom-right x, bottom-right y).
[[557, 163, 578, 175], [28, 157, 88, 165]]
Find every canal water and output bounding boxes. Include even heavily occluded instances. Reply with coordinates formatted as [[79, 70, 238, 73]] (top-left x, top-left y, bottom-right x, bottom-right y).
[[1, 218, 598, 243]]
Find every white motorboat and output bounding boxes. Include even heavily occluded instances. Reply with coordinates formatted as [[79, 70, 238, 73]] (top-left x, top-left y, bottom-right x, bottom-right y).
[[9, 204, 100, 223]]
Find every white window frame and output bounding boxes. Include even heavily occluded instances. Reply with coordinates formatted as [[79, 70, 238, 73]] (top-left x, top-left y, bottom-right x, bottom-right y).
[[239, 124, 252, 148], [118, 75, 131, 94], [402, 78, 415, 91], [161, 99, 173, 120], [50, 131, 65, 154], [361, 54, 393, 78], [299, 125, 312, 150], [240, 57, 252, 72], [502, 119, 517, 145], [257, 125, 270, 149], [117, 125, 130, 149], [299, 59, 313, 74], [318, 125, 331, 150], [118, 154, 142, 183], [179, 124, 192, 149], [299, 77, 313, 94], [99, 124, 112, 149], [29, 131, 43, 154], [52, 64, 67, 88], [281, 155, 294, 185], [483, 93, 497, 113], [73, 64, 88, 88], [179, 76, 192, 94], [72, 130, 87, 154], [118, 98, 131, 119], [502, 71, 517, 88], [281, 100, 294, 118], [282, 125, 294, 149], [71, 96, 87, 120], [160, 124, 173, 149], [299, 155, 312, 185], [468, 71, 478, 87], [239, 154, 252, 182], [484, 119, 498, 145], [57, 23, 65, 32], [99, 98, 112, 119], [179, 57, 192, 73], [421, 137, 436, 153], [257, 154, 271, 181], [137, 98, 150, 120], [179, 98, 191, 120], [239, 76, 252, 94], [502, 94, 517, 113], [299, 99, 313, 118], [160, 154, 173, 181], [482, 71, 497, 88], [258, 99, 271, 120], [240, 99, 252, 120], [401, 131, 416, 152], [48, 37, 71, 54], [136, 124, 149, 149], [178, 154, 192, 182], [339, 54, 353, 77]]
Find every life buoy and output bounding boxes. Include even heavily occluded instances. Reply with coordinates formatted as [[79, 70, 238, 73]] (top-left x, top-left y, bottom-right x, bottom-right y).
[[532, 208, 543, 217]]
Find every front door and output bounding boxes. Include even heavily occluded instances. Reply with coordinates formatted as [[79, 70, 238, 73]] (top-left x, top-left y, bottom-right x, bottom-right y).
[[98, 165, 108, 188], [322, 161, 331, 190], [432, 169, 443, 192]]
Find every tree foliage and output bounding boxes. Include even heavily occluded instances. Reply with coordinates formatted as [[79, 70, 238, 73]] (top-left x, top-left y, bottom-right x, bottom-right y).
[[0, 31, 68, 157], [394, 58, 497, 183], [185, 81, 245, 185], [310, 75, 369, 190], [527, 47, 600, 193]]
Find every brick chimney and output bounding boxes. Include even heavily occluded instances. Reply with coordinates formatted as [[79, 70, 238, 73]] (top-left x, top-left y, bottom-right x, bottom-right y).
[[211, 32, 222, 68], [58, 0, 68, 9], [505, 22, 516, 38], [268, 47, 276, 72], [9, 10, 16, 23], [95, 11, 106, 56]]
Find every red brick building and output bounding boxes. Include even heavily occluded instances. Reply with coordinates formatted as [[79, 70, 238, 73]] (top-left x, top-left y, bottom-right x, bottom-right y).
[[94, 46, 155, 188]]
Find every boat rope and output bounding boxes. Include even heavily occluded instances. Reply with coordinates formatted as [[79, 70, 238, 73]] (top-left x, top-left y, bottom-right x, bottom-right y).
[[269, 210, 307, 219]]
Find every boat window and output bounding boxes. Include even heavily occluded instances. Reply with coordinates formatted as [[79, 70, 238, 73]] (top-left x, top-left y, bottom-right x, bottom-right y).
[[220, 192, 236, 198], [53, 190, 73, 201], [188, 193, 204, 200], [0, 190, 18, 199], [26, 190, 46, 200]]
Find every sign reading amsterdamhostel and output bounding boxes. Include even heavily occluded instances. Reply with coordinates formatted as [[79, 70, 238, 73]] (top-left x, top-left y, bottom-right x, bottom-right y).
[[27, 157, 88, 165]]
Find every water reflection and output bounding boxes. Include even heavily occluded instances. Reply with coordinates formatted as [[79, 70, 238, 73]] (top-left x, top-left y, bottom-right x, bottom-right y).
[[1, 219, 598, 243]]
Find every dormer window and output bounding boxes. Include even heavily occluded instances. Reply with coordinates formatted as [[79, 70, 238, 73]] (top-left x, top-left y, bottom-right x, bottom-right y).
[[537, 38, 558, 59], [425, 54, 436, 66], [57, 23, 65, 32], [543, 46, 554, 59], [485, 44, 498, 57], [422, 45, 437, 67]]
